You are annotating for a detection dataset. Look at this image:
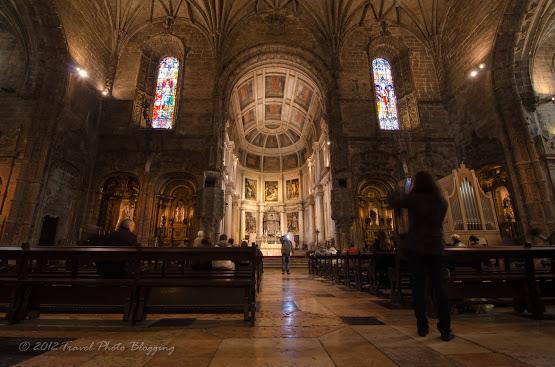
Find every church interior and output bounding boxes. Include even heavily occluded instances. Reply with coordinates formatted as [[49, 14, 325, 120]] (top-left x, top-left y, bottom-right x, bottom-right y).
[[0, 0, 554, 366]]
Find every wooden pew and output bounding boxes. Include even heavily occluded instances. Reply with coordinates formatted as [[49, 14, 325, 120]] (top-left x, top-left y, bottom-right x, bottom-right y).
[[0, 246, 262, 325], [444, 247, 554, 318], [133, 247, 258, 325]]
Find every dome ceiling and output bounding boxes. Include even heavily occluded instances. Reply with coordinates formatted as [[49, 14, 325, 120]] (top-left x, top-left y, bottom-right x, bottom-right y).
[[229, 66, 323, 172]]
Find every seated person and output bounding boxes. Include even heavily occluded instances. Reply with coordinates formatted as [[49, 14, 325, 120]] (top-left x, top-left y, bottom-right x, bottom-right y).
[[96, 219, 138, 277], [216, 234, 229, 247], [347, 244, 360, 255], [468, 235, 481, 247], [448, 234, 465, 247], [192, 238, 213, 270], [213, 234, 235, 270]]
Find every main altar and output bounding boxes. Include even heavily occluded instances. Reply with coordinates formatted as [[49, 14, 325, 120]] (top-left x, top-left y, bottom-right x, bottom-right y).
[[259, 208, 282, 256]]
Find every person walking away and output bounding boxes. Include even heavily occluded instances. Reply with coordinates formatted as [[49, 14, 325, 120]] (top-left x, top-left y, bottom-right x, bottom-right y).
[[280, 235, 294, 274], [388, 171, 453, 341]]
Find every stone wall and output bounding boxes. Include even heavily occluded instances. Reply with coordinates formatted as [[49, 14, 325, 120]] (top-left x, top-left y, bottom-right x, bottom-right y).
[[1, 0, 554, 245]]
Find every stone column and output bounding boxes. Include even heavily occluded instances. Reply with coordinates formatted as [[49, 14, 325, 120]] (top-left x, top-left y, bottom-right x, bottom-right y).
[[315, 186, 325, 243], [305, 197, 315, 246], [224, 191, 233, 238], [257, 203, 264, 240], [232, 195, 240, 242], [280, 206, 286, 235], [298, 205, 305, 246], [240, 207, 246, 242]]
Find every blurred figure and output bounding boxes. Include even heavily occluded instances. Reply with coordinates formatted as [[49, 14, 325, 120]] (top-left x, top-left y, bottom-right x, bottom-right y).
[[468, 235, 480, 247], [449, 234, 464, 247], [280, 235, 294, 275], [389, 171, 453, 341], [227, 238, 235, 247], [216, 234, 228, 247], [193, 230, 204, 247], [102, 219, 137, 246], [348, 244, 360, 255], [96, 219, 138, 277], [240, 240, 249, 248]]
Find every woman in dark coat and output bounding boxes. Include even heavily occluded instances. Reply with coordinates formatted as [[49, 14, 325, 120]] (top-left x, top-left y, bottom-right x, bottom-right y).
[[389, 171, 453, 341]]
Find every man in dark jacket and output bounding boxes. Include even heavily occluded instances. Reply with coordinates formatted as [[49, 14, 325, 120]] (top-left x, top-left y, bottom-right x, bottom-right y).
[[96, 219, 138, 277], [389, 172, 453, 341], [280, 235, 294, 275]]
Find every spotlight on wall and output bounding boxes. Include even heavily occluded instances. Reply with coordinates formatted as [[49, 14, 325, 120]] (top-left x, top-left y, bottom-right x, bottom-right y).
[[101, 89, 109, 96], [469, 70, 479, 78], [479, 63, 486, 69], [327, 141, 331, 146], [76, 67, 88, 78]]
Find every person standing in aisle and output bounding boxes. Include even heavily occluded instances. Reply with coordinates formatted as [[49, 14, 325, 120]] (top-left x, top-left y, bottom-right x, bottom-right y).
[[280, 235, 294, 275]]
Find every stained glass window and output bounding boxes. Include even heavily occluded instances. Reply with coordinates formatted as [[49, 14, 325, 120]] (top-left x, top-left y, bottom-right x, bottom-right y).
[[372, 58, 400, 130], [151, 56, 179, 129]]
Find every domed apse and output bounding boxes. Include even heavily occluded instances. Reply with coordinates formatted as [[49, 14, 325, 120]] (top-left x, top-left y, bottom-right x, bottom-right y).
[[228, 65, 325, 172], [221, 63, 334, 253]]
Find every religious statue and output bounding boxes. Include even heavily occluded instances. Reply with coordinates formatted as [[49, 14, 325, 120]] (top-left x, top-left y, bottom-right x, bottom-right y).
[[502, 194, 515, 222], [175, 203, 185, 223]]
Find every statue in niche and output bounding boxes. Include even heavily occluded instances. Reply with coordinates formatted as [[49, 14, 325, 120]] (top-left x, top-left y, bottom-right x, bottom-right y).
[[502, 194, 515, 222], [265, 181, 278, 202], [286, 179, 299, 200], [245, 212, 256, 233], [118, 201, 135, 224], [175, 202, 185, 223], [368, 209, 378, 226]]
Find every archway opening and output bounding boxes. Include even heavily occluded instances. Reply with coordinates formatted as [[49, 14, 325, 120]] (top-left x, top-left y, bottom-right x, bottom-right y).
[[221, 61, 334, 255]]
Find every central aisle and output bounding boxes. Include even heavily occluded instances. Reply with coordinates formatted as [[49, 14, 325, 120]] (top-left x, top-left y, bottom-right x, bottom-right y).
[[1, 269, 554, 366]]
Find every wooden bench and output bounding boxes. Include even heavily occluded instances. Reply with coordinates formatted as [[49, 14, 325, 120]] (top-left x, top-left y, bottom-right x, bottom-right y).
[[0, 246, 262, 325], [309, 246, 554, 319], [444, 247, 555, 318]]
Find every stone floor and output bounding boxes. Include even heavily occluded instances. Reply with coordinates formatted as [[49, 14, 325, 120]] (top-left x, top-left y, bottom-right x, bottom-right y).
[[0, 269, 554, 367]]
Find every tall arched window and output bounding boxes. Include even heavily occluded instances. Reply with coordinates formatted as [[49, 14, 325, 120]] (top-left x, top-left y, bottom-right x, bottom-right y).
[[151, 56, 180, 129], [372, 58, 400, 130]]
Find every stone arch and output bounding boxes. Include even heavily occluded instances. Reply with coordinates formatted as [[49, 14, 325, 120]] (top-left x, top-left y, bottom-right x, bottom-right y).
[[150, 173, 199, 246], [355, 174, 398, 246], [95, 173, 141, 234], [491, 0, 555, 236], [512, 0, 555, 112]]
